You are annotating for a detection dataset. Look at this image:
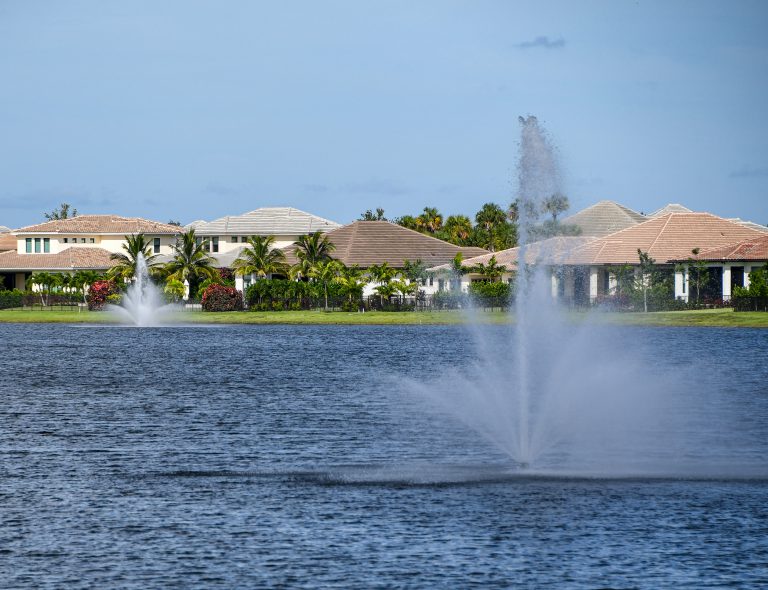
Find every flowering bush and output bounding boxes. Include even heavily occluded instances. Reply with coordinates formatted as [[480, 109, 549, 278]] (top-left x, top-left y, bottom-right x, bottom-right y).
[[86, 280, 119, 311], [201, 283, 243, 312]]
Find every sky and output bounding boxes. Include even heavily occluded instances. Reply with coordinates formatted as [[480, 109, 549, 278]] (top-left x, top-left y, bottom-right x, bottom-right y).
[[1, 0, 767, 229]]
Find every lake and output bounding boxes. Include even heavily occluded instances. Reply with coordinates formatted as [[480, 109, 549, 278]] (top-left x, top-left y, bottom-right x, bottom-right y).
[[1, 323, 767, 588]]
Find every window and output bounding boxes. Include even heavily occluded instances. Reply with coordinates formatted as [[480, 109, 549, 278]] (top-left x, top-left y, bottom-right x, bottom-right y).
[[682, 270, 686, 294], [43, 238, 50, 253], [212, 236, 219, 253], [429, 276, 434, 286], [63, 238, 69, 244], [81, 238, 86, 243], [153, 237, 161, 254], [232, 236, 238, 243], [26, 238, 32, 253], [438, 279, 445, 291], [90, 238, 95, 244], [34, 238, 41, 253]]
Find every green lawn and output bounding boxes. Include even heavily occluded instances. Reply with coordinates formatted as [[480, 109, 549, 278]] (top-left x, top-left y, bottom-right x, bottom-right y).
[[0, 307, 766, 327]]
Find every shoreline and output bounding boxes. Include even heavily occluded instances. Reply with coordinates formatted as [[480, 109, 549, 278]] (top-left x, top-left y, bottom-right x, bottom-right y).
[[0, 308, 766, 327]]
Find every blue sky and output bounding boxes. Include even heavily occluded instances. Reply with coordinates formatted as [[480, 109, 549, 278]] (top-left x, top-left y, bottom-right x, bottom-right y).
[[1, 0, 766, 228]]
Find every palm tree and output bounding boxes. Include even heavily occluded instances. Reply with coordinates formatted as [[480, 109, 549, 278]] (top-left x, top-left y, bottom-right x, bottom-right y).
[[472, 255, 507, 282], [417, 206, 443, 234], [310, 259, 342, 310], [27, 272, 59, 305], [163, 229, 219, 298], [333, 265, 368, 306], [108, 234, 160, 281], [71, 270, 103, 304], [232, 235, 288, 279], [392, 278, 418, 303], [441, 215, 473, 245], [541, 193, 570, 222], [164, 279, 186, 302], [368, 263, 398, 306], [292, 231, 336, 279], [474, 203, 509, 252]]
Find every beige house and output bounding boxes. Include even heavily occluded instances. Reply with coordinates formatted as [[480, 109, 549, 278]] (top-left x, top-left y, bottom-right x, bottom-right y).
[[0, 215, 181, 290]]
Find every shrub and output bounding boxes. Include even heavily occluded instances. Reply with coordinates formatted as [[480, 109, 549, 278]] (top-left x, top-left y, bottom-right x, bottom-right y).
[[431, 290, 467, 310], [468, 281, 511, 309], [202, 284, 243, 312], [87, 280, 119, 311], [0, 289, 23, 310]]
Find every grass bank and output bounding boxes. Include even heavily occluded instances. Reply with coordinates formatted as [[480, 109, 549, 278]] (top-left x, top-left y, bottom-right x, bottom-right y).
[[0, 307, 766, 327]]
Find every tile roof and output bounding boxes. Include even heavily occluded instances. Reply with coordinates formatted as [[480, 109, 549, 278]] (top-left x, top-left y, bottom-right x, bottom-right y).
[[679, 234, 768, 262], [0, 233, 16, 252], [727, 219, 768, 233], [561, 200, 647, 237], [563, 212, 766, 266], [192, 207, 340, 236], [648, 203, 692, 217], [0, 247, 114, 271], [283, 221, 489, 268], [427, 236, 596, 272], [0, 225, 11, 233], [15, 215, 182, 235]]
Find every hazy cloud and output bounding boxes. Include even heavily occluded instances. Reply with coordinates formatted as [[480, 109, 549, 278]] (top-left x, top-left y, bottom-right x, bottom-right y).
[[205, 182, 240, 196], [0, 189, 114, 211], [515, 36, 565, 50], [304, 184, 329, 193], [729, 165, 768, 179], [340, 179, 410, 196]]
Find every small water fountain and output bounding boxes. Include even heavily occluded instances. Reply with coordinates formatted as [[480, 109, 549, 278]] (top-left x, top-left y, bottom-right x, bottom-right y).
[[109, 253, 174, 326]]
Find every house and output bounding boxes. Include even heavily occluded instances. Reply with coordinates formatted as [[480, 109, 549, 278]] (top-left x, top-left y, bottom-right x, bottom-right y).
[[426, 236, 596, 294], [188, 207, 340, 268], [559, 212, 766, 304], [669, 234, 768, 301], [281, 221, 488, 296], [0, 215, 182, 290], [561, 200, 646, 237]]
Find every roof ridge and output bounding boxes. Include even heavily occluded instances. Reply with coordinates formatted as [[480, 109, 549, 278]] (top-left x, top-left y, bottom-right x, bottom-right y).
[[645, 213, 674, 254]]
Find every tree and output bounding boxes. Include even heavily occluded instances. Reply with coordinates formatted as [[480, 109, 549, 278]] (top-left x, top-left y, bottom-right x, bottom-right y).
[[416, 207, 443, 234], [162, 229, 218, 297], [310, 259, 342, 310], [44, 203, 78, 220], [395, 215, 420, 231], [402, 259, 428, 284], [541, 193, 570, 222], [27, 272, 59, 305], [359, 208, 387, 221], [368, 262, 398, 306], [71, 270, 103, 304], [334, 264, 368, 306], [637, 249, 656, 313], [471, 255, 507, 282], [232, 235, 288, 279], [164, 279, 186, 302], [686, 248, 710, 306], [440, 215, 473, 245], [392, 278, 418, 303], [474, 203, 512, 252], [292, 231, 336, 279], [108, 234, 160, 282], [167, 220, 183, 226], [605, 264, 634, 297]]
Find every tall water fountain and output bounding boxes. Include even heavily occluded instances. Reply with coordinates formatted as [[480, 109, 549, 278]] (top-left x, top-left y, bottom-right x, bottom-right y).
[[408, 116, 749, 477], [109, 253, 174, 326]]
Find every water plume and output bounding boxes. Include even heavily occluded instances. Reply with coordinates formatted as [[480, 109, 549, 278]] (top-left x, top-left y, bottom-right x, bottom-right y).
[[109, 253, 175, 326]]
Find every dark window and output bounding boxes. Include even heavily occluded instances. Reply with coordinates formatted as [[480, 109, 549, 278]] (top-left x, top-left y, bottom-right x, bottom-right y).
[[89, 238, 95, 244], [43, 238, 50, 253], [212, 237, 219, 253], [153, 237, 161, 254], [63, 238, 69, 244], [232, 236, 238, 243]]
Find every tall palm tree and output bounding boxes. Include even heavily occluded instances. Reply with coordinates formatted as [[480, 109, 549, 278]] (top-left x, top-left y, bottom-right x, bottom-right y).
[[27, 272, 59, 305], [292, 231, 336, 279], [417, 206, 443, 234], [232, 235, 288, 279], [163, 229, 219, 297], [442, 215, 473, 245], [108, 233, 160, 281], [368, 263, 397, 306]]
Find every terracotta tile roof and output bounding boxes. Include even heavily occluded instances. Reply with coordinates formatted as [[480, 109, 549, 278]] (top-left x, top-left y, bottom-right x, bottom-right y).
[[427, 236, 596, 272], [0, 247, 114, 271], [678, 234, 768, 263], [561, 200, 646, 237], [191, 207, 340, 236], [15, 215, 182, 235], [648, 203, 692, 217], [282, 221, 488, 268], [0, 233, 16, 252], [563, 212, 766, 266]]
